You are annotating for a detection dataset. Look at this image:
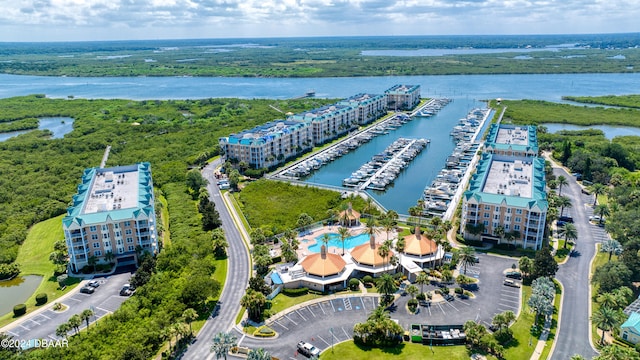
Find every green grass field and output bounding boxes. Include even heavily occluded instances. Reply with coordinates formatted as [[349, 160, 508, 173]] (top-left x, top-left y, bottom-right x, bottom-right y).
[[0, 215, 81, 327], [502, 285, 536, 360], [319, 340, 494, 360], [269, 292, 325, 315]]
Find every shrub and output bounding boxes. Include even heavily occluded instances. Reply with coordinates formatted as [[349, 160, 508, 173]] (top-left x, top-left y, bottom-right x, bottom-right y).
[[35, 293, 48, 306], [416, 293, 426, 301], [464, 290, 473, 297], [53, 302, 63, 311], [427, 292, 433, 300], [349, 278, 360, 291], [408, 299, 418, 312], [362, 275, 373, 285], [0, 263, 20, 280], [282, 287, 308, 296], [13, 303, 27, 317], [254, 326, 276, 337], [454, 287, 463, 294]]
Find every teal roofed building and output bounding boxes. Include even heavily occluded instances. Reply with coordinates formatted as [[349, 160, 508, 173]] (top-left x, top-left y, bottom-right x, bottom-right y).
[[63, 163, 158, 273], [461, 154, 548, 250], [219, 120, 313, 169], [287, 104, 357, 144], [621, 312, 640, 344], [338, 93, 388, 125], [384, 84, 421, 111], [484, 124, 539, 157]]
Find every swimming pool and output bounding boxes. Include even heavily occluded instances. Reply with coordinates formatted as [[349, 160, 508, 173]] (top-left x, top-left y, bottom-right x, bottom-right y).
[[308, 232, 370, 253]]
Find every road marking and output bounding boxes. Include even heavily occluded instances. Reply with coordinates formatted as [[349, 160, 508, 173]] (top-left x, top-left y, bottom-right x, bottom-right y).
[[238, 334, 246, 346], [319, 302, 327, 315], [499, 303, 517, 309], [436, 302, 446, 314], [39, 314, 51, 320], [360, 297, 366, 310], [371, 297, 377, 308], [20, 324, 31, 331], [67, 297, 82, 302], [7, 330, 19, 337], [330, 300, 336, 312], [443, 301, 459, 312], [274, 319, 289, 330], [427, 304, 432, 316], [284, 314, 298, 326], [342, 327, 351, 339], [296, 309, 307, 322], [457, 299, 471, 306], [307, 306, 317, 318], [317, 335, 331, 346], [97, 306, 112, 313]]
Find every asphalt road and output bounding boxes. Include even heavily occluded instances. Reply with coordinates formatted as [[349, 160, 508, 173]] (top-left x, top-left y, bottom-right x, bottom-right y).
[[182, 160, 251, 360], [3, 271, 132, 344], [550, 165, 599, 360]]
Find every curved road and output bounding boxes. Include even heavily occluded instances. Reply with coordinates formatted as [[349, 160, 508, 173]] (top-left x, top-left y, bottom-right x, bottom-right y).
[[183, 160, 251, 360], [549, 163, 599, 360]]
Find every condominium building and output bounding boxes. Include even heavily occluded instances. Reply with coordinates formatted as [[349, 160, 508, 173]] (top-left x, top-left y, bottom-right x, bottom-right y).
[[384, 84, 421, 110], [461, 154, 548, 249], [63, 163, 158, 273], [219, 120, 313, 169], [288, 104, 357, 144], [484, 124, 539, 157], [338, 93, 388, 125]]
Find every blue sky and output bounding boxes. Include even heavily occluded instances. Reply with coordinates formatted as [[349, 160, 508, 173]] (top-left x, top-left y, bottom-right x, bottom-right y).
[[0, 0, 637, 42]]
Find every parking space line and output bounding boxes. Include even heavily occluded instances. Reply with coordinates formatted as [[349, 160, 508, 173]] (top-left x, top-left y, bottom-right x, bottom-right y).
[[457, 299, 471, 306], [317, 335, 331, 346], [7, 330, 19, 337], [436, 302, 446, 314], [28, 318, 41, 326], [330, 300, 336, 312], [319, 302, 327, 315], [360, 297, 366, 310], [39, 314, 51, 320], [20, 324, 31, 331], [427, 304, 432, 316], [342, 327, 351, 339], [67, 297, 82, 302], [296, 309, 307, 322], [96, 306, 112, 313], [307, 306, 317, 318], [443, 301, 459, 312], [274, 319, 289, 331], [499, 303, 517, 309], [284, 314, 298, 326], [371, 297, 377, 308], [501, 293, 519, 299]]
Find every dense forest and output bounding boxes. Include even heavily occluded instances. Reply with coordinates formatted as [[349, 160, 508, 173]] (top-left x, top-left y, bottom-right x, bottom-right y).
[[0, 34, 639, 77], [0, 95, 335, 265]]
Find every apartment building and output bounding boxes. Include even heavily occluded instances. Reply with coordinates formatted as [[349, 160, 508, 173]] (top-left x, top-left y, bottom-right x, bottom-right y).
[[288, 104, 357, 144], [461, 154, 548, 249], [219, 120, 313, 169], [63, 163, 158, 272], [338, 93, 388, 125], [384, 84, 421, 110], [484, 124, 539, 157]]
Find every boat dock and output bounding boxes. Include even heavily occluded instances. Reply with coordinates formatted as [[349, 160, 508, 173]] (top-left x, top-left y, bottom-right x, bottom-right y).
[[411, 98, 452, 118], [342, 137, 429, 191]]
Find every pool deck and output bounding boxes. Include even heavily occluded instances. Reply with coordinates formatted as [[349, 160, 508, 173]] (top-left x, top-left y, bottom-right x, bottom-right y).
[[296, 225, 397, 257]]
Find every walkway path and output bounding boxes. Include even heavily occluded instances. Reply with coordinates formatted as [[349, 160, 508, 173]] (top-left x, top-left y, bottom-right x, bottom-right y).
[[183, 160, 252, 360]]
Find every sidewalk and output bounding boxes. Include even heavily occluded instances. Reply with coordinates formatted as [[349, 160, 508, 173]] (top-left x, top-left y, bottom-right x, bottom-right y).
[[531, 316, 553, 360]]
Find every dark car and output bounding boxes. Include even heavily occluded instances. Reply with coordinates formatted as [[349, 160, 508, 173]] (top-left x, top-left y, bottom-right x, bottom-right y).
[[505, 271, 522, 280], [80, 286, 95, 294], [558, 216, 574, 223]]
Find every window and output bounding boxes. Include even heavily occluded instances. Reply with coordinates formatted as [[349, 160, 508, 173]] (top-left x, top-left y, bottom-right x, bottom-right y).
[[483, 220, 489, 226], [515, 217, 522, 223], [514, 225, 521, 231], [94, 250, 102, 257], [507, 208, 512, 214], [493, 222, 499, 229], [118, 247, 124, 254], [505, 216, 511, 222], [127, 237, 133, 243], [89, 226, 97, 232], [91, 234, 98, 240], [484, 213, 490, 218], [124, 221, 131, 227], [115, 231, 121, 237], [125, 229, 133, 235], [494, 214, 499, 220], [505, 224, 510, 230], [102, 224, 108, 231], [114, 223, 119, 229], [117, 239, 123, 245], [128, 245, 135, 252], [103, 241, 111, 248], [102, 233, 109, 239], [484, 205, 491, 210], [93, 242, 100, 248], [516, 209, 523, 215]]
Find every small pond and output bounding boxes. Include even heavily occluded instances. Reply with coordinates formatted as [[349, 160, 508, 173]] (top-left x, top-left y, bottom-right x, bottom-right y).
[[0, 117, 74, 142], [0, 275, 43, 316], [541, 123, 640, 140]]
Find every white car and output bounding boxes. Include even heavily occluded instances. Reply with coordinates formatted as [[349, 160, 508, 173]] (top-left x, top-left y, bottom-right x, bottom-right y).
[[297, 341, 320, 357]]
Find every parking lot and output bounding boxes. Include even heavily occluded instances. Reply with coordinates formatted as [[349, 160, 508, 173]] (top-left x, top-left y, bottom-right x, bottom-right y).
[[237, 253, 521, 359], [4, 272, 132, 342]]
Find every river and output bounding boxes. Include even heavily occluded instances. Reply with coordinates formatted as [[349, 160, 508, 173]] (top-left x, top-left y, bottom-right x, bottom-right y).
[[1, 73, 639, 212]]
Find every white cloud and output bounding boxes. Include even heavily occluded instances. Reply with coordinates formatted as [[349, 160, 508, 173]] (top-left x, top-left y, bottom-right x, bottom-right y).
[[0, 0, 638, 41]]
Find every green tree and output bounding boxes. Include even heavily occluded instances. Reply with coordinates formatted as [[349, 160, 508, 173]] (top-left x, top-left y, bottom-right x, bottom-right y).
[[416, 271, 429, 294], [297, 213, 313, 232], [55, 322, 72, 340], [87, 255, 98, 273], [519, 256, 534, 278], [594, 204, 610, 226], [590, 183, 607, 207], [337, 226, 350, 256], [211, 228, 229, 258], [459, 246, 477, 275], [68, 314, 82, 335], [494, 225, 505, 245], [406, 284, 419, 299], [558, 222, 578, 249], [376, 273, 397, 303], [378, 244, 390, 272], [532, 245, 558, 279], [186, 168, 208, 199], [241, 289, 267, 322], [592, 306, 623, 345], [182, 308, 198, 335], [80, 309, 94, 330], [592, 261, 632, 294], [597, 293, 619, 310], [594, 344, 640, 360], [557, 195, 572, 218], [557, 175, 569, 195], [210, 331, 237, 360], [601, 239, 623, 262], [247, 348, 272, 360], [380, 216, 395, 242]]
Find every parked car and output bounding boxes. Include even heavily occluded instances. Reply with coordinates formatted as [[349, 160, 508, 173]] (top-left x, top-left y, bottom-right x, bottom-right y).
[[88, 280, 100, 288], [505, 271, 522, 280], [503, 279, 521, 288], [589, 215, 603, 222], [119, 283, 134, 296], [297, 341, 320, 357], [581, 188, 591, 195], [444, 293, 455, 301], [80, 286, 95, 294], [558, 216, 574, 223]]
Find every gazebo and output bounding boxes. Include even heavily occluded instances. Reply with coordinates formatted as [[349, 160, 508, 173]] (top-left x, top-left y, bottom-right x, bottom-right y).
[[350, 235, 394, 276], [339, 203, 361, 227], [403, 227, 438, 257], [300, 245, 347, 278]]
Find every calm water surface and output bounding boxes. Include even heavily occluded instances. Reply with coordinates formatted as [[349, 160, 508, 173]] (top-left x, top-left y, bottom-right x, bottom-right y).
[[0, 117, 74, 142], [0, 275, 42, 315], [542, 123, 640, 139]]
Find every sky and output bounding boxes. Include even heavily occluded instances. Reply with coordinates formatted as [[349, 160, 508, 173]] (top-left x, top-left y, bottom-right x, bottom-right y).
[[0, 0, 638, 42]]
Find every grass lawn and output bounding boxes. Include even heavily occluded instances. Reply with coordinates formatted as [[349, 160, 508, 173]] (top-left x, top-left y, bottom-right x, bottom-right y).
[[319, 340, 496, 360], [502, 285, 536, 360], [269, 292, 325, 315], [0, 215, 81, 328], [554, 240, 573, 262]]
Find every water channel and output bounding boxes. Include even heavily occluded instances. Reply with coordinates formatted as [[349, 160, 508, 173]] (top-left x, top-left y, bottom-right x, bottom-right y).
[[0, 275, 42, 315], [541, 123, 640, 139], [0, 117, 75, 142]]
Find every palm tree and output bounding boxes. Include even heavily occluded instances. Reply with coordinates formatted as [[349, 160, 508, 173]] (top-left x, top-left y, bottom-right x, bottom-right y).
[[337, 226, 350, 256], [321, 233, 331, 250], [494, 225, 505, 245], [459, 246, 477, 275], [380, 216, 395, 242], [557, 175, 568, 195], [241, 289, 267, 322], [55, 322, 71, 340], [592, 306, 623, 345], [87, 255, 98, 273], [210, 332, 238, 360], [68, 314, 81, 335], [594, 204, 610, 226], [570, 355, 586, 360], [376, 273, 397, 303], [386, 210, 399, 226], [104, 251, 115, 264], [182, 308, 198, 335], [557, 195, 572, 218], [601, 239, 623, 262], [416, 271, 429, 295], [247, 348, 272, 360], [597, 293, 619, 310], [406, 285, 419, 299], [558, 223, 578, 249], [590, 183, 607, 207], [80, 309, 94, 330], [430, 216, 443, 234], [378, 244, 390, 272], [408, 205, 423, 227]]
